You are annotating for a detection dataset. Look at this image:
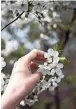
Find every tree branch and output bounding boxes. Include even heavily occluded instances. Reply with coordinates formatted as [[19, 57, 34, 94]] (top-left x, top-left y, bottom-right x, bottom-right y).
[[1, 11, 25, 31]]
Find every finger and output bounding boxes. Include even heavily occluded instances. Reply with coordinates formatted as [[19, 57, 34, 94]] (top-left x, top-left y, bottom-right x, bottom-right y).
[[24, 49, 45, 64], [35, 56, 46, 61], [30, 61, 38, 69]]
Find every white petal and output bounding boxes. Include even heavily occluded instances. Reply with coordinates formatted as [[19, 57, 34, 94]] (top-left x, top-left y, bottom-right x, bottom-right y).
[[20, 100, 25, 106], [57, 63, 64, 69], [56, 78, 61, 83], [49, 86, 55, 91], [48, 63, 56, 69], [48, 48, 54, 54], [53, 82, 58, 88], [60, 74, 64, 79], [1, 62, 5, 68], [38, 65, 42, 68], [44, 53, 48, 58], [38, 65, 44, 68], [44, 66, 51, 70], [1, 57, 4, 61], [38, 68, 47, 75], [48, 78, 52, 82], [44, 62, 48, 66], [47, 66, 51, 70], [56, 68, 63, 76], [1, 78, 4, 86], [41, 80, 50, 89], [1, 73, 6, 78], [46, 70, 51, 75], [54, 51, 59, 57], [50, 69, 55, 76], [50, 51, 55, 56], [48, 77, 56, 83], [47, 58, 52, 63], [53, 57, 59, 64]]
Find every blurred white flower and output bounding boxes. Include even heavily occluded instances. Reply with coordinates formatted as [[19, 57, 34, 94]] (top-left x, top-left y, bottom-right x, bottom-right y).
[[42, 16, 52, 22], [50, 7, 54, 11], [24, 94, 38, 106], [56, 63, 64, 69], [53, 24, 57, 28], [1, 57, 10, 93], [40, 33, 48, 40], [52, 12, 59, 18], [1, 57, 6, 71], [41, 80, 51, 90], [1, 73, 6, 92], [49, 86, 55, 91], [49, 69, 55, 76], [56, 78, 61, 83], [20, 100, 25, 106]]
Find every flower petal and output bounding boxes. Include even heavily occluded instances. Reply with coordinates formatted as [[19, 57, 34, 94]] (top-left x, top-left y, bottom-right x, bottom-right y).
[[57, 63, 64, 69]]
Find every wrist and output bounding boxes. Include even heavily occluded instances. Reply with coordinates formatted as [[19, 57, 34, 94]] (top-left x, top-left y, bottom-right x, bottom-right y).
[[1, 88, 21, 109]]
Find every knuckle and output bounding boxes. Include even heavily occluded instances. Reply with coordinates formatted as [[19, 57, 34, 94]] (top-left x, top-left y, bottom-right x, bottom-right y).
[[31, 49, 38, 53], [14, 61, 18, 67], [18, 57, 24, 62]]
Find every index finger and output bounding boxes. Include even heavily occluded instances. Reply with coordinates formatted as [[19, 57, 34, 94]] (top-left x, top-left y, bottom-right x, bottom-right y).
[[24, 49, 45, 64]]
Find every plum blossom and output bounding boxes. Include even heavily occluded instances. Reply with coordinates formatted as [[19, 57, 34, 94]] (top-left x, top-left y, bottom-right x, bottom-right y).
[[1, 73, 6, 92], [1, 57, 6, 71], [38, 48, 64, 91], [1, 57, 10, 93]]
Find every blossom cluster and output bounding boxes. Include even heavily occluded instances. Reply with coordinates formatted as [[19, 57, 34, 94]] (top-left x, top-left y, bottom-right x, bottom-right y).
[[1, 57, 7, 92], [20, 48, 64, 106], [2, 0, 60, 30], [1, 57, 6, 71], [38, 48, 64, 91]]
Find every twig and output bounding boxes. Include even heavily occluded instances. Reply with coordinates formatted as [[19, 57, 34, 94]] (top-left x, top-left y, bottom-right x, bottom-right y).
[[1, 11, 25, 31]]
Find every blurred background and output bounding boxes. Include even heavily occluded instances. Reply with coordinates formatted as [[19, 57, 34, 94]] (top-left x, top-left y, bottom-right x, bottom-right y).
[[1, 1, 76, 109]]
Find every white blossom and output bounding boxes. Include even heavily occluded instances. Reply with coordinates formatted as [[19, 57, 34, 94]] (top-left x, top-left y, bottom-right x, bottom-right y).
[[38, 48, 64, 91], [50, 7, 54, 11], [56, 63, 64, 69], [20, 100, 25, 106], [53, 24, 57, 28], [1, 73, 6, 92], [52, 12, 59, 18], [1, 57, 6, 71], [49, 86, 55, 91], [56, 78, 61, 83], [49, 69, 55, 76]]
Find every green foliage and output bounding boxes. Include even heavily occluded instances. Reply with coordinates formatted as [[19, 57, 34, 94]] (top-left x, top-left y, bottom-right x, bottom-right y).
[[28, 21, 41, 41], [59, 57, 69, 64], [1, 39, 6, 50], [5, 44, 25, 60]]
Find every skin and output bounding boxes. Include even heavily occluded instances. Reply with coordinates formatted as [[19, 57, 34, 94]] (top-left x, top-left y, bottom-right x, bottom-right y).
[[1, 49, 46, 109]]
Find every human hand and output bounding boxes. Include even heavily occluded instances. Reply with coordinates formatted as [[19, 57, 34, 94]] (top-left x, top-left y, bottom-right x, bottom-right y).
[[1, 49, 45, 109]]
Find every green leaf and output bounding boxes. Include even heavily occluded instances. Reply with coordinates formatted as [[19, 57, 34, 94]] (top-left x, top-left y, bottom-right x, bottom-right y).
[[59, 57, 69, 64]]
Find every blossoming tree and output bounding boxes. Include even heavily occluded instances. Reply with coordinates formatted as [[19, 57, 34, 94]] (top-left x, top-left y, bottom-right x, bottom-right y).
[[1, 0, 76, 109]]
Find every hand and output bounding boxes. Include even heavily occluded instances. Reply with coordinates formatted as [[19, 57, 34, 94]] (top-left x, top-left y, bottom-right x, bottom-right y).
[[1, 49, 45, 109]]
